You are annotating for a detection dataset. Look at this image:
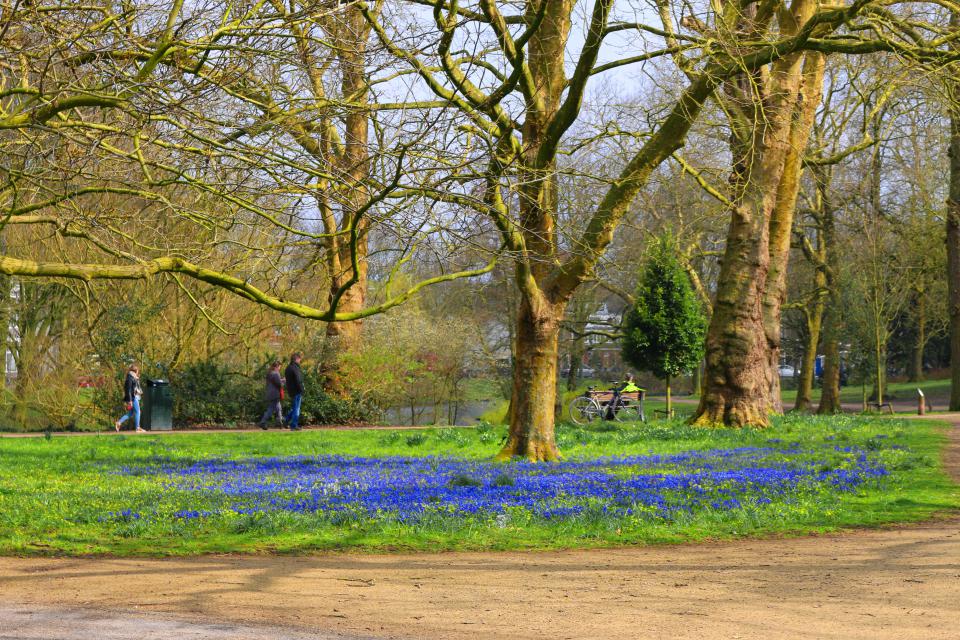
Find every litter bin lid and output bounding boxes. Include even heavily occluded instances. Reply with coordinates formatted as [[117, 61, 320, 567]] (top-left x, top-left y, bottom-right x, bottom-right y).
[[146, 378, 169, 386]]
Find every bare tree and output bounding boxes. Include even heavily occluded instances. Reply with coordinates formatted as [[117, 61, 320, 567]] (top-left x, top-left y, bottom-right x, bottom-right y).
[[3, 0, 960, 456]]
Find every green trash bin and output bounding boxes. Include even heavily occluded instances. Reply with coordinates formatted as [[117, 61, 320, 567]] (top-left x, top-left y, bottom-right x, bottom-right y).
[[143, 379, 173, 431]]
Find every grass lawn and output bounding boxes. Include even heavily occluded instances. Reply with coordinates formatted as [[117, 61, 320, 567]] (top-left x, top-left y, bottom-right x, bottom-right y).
[[0, 415, 957, 556], [477, 383, 697, 425], [779, 377, 953, 406]]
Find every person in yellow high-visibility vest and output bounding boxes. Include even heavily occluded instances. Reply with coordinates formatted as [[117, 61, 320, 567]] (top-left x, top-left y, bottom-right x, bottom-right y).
[[607, 373, 641, 419], [618, 373, 641, 394]]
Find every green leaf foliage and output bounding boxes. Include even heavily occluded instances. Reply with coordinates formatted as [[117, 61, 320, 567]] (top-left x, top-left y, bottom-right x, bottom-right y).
[[622, 234, 707, 380]]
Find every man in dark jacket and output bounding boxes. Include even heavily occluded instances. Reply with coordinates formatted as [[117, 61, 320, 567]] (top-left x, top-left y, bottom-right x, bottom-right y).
[[284, 352, 305, 431], [257, 361, 285, 430]]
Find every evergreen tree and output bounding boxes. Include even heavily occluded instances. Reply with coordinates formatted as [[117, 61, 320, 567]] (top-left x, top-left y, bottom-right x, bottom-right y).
[[622, 234, 707, 416]]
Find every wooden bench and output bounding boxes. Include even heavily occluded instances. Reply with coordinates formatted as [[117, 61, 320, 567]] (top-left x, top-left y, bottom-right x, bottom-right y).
[[866, 402, 894, 414], [587, 390, 646, 422], [587, 390, 641, 402]]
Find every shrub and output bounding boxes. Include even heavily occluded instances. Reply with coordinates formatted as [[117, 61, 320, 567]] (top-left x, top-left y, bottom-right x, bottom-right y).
[[0, 384, 99, 432], [298, 374, 376, 425], [170, 360, 375, 427], [172, 361, 258, 426]]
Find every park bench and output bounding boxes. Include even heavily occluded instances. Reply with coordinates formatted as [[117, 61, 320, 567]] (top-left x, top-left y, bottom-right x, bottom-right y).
[[587, 390, 642, 403], [572, 388, 646, 423], [866, 402, 894, 414]]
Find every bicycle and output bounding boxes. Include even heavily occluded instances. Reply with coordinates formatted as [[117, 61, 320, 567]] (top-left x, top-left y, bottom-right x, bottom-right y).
[[568, 386, 646, 425]]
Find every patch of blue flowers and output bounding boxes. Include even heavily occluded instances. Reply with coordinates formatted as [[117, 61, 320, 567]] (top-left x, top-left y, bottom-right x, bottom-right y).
[[114, 444, 890, 525]]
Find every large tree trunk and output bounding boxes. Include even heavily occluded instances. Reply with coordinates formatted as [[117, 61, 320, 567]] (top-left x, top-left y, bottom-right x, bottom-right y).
[[467, 0, 715, 454], [948, 13, 960, 410], [949, 190, 960, 411], [496, 0, 572, 460], [764, 52, 826, 414], [695, 50, 778, 427], [497, 295, 564, 461], [693, 197, 777, 426], [694, 0, 822, 426], [695, 54, 816, 426], [950, 198, 960, 409], [324, 265, 367, 394]]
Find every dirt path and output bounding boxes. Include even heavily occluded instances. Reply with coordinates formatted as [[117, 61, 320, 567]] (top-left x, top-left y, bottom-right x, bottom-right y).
[[0, 604, 369, 640], [2, 417, 958, 640]]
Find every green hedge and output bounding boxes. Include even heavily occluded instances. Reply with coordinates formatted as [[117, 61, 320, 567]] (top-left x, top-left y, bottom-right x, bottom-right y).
[[169, 361, 375, 427]]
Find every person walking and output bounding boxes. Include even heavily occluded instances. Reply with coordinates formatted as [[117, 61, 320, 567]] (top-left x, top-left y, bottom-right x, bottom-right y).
[[257, 360, 285, 430], [284, 352, 305, 431], [114, 364, 145, 432]]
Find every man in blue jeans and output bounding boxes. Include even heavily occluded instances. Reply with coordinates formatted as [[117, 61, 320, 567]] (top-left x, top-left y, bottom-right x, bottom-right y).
[[284, 352, 305, 431]]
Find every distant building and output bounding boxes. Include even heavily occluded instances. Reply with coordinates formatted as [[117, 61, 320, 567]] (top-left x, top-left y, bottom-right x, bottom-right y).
[[561, 299, 627, 381]]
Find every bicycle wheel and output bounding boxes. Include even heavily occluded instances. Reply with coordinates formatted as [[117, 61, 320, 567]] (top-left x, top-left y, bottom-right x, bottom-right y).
[[611, 399, 643, 423], [569, 396, 601, 425]]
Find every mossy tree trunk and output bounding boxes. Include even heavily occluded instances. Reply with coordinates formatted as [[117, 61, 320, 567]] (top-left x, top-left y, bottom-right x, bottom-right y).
[[496, 86, 717, 457], [499, 296, 564, 461], [694, 3, 824, 427], [765, 52, 826, 414], [693, 191, 778, 427]]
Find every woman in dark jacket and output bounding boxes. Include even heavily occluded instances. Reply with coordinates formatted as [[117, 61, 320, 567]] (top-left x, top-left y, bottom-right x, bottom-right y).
[[257, 361, 285, 430], [114, 364, 145, 432]]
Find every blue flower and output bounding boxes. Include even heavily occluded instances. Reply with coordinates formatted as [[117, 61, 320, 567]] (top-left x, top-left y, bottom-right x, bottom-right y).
[[113, 444, 892, 526]]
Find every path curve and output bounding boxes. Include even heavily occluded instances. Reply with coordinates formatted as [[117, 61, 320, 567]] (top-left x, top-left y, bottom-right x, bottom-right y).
[[1, 416, 958, 640]]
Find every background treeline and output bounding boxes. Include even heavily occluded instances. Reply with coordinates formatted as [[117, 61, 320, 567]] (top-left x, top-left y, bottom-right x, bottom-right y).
[[0, 275, 488, 430], [0, 1, 957, 441], [0, 63, 952, 428]]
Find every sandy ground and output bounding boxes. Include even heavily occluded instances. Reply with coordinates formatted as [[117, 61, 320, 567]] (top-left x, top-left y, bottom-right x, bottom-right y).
[[1, 416, 958, 640], [0, 604, 370, 640]]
